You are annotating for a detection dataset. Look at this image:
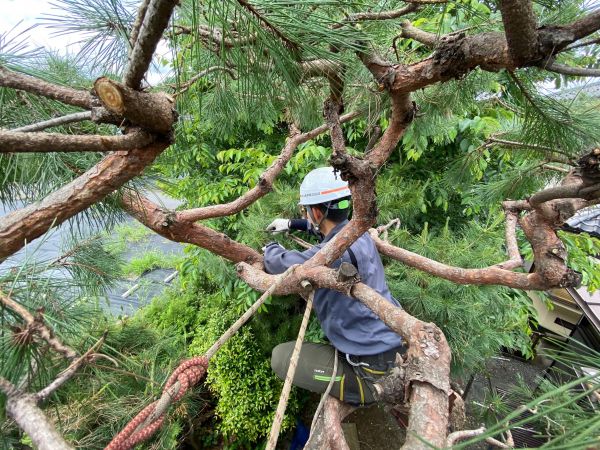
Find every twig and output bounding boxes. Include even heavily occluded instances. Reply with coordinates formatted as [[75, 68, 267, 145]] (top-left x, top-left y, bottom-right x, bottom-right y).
[[287, 233, 312, 249], [11, 112, 93, 133], [446, 426, 511, 448], [36, 331, 108, 402], [236, 0, 299, 51], [332, 4, 419, 29], [266, 290, 314, 450], [0, 291, 78, 361], [173, 66, 237, 96], [129, 0, 151, 54], [562, 36, 600, 52]]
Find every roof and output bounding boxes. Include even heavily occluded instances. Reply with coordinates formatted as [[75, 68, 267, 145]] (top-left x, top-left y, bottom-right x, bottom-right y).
[[565, 205, 600, 238]]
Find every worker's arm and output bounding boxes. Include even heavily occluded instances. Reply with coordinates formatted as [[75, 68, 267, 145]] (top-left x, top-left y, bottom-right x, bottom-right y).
[[263, 242, 321, 275], [265, 219, 311, 234]]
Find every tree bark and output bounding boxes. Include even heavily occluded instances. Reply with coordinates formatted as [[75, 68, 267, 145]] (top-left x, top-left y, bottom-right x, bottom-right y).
[[0, 66, 93, 109], [123, 193, 263, 265], [0, 129, 154, 153], [0, 143, 167, 260], [6, 394, 73, 450], [498, 0, 538, 66], [11, 112, 93, 133], [94, 77, 176, 134], [123, 0, 179, 89]]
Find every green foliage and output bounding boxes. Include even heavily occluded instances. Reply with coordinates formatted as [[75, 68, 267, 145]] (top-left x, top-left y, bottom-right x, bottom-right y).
[[121, 250, 183, 278], [558, 231, 600, 292], [386, 221, 537, 373]]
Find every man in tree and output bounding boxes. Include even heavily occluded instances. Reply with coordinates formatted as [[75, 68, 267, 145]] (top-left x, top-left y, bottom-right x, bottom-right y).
[[265, 167, 404, 406]]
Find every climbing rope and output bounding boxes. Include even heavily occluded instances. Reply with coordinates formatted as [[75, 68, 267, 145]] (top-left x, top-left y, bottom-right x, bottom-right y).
[[105, 356, 208, 450], [266, 290, 314, 450], [105, 265, 299, 450]]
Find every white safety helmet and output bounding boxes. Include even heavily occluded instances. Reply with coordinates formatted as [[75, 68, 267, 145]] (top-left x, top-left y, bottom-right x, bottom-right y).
[[299, 167, 351, 206]]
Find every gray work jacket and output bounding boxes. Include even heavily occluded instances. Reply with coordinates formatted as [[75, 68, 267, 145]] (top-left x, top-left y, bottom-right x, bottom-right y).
[[263, 220, 403, 356]]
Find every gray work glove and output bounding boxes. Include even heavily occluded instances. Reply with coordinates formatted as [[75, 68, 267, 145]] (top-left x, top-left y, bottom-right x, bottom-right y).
[[266, 219, 290, 234]]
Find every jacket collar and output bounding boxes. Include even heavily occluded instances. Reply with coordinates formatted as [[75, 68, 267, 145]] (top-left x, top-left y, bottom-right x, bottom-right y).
[[321, 220, 349, 244]]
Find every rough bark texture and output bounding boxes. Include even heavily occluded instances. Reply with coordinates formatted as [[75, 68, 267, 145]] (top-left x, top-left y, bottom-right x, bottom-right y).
[[0, 129, 154, 153], [123, 194, 262, 265], [6, 394, 74, 450], [0, 143, 167, 260], [94, 77, 176, 134], [306, 397, 355, 450], [498, 0, 538, 66], [123, 0, 179, 89], [0, 65, 93, 109]]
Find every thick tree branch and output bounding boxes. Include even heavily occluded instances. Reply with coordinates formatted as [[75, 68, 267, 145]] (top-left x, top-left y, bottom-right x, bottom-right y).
[[528, 182, 600, 208], [0, 142, 167, 260], [0, 66, 93, 109], [123, 193, 262, 265], [0, 291, 78, 360], [177, 111, 361, 223], [123, 0, 179, 89], [129, 0, 151, 55], [94, 77, 176, 134], [306, 397, 354, 449], [5, 392, 73, 450], [11, 112, 93, 133], [0, 129, 154, 153], [236, 263, 451, 449], [498, 0, 538, 66], [542, 61, 600, 77]]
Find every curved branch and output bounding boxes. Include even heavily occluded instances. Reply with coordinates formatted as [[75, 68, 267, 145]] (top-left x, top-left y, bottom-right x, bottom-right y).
[[123, 193, 262, 265], [10, 112, 93, 133], [370, 230, 546, 290], [177, 111, 361, 223], [0, 142, 167, 260], [543, 61, 600, 77], [400, 20, 438, 47], [529, 182, 600, 208], [236, 0, 299, 51], [0, 66, 93, 109], [0, 129, 154, 153], [123, 0, 179, 89]]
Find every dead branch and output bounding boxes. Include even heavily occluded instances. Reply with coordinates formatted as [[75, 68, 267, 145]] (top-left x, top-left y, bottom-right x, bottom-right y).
[[11, 112, 93, 133], [0, 65, 93, 109], [123, 192, 262, 265], [174, 66, 237, 96], [0, 291, 78, 360], [0, 129, 154, 153], [36, 332, 108, 403], [543, 61, 600, 77], [94, 77, 176, 134], [0, 142, 167, 260], [562, 36, 600, 51], [177, 111, 361, 223], [498, 0, 538, 66], [123, 0, 179, 89]]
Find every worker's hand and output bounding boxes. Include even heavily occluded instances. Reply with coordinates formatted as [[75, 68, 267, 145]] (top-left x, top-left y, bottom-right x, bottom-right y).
[[266, 219, 290, 234]]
